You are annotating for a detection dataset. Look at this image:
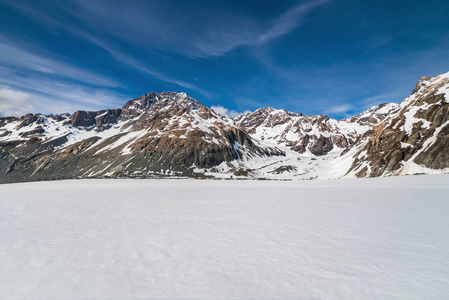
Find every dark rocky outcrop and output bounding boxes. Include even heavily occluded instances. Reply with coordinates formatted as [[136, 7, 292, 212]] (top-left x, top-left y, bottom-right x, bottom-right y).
[[235, 108, 361, 155], [69, 109, 121, 130], [309, 135, 333, 156], [0, 92, 283, 183], [1, 72, 448, 183], [412, 76, 431, 94], [347, 74, 449, 177]]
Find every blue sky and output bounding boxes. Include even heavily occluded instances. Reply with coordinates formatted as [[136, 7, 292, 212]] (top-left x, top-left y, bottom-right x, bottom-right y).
[[0, 0, 448, 118]]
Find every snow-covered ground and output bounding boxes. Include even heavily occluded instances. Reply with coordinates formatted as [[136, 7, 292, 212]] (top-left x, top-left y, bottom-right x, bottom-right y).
[[1, 176, 449, 299]]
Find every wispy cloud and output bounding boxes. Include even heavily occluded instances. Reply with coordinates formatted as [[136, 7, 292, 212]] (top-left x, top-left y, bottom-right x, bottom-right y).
[[76, 33, 213, 98], [0, 38, 119, 88], [65, 0, 255, 58], [2, 2, 213, 98], [16, 0, 329, 59], [1, 0, 330, 115], [114, 53, 213, 99], [322, 93, 402, 118], [360, 94, 397, 107], [0, 79, 128, 116], [210, 105, 250, 118], [176, 0, 331, 57], [0, 86, 35, 117], [0, 63, 128, 116], [0, 35, 128, 116], [256, 0, 329, 45], [324, 104, 354, 116]]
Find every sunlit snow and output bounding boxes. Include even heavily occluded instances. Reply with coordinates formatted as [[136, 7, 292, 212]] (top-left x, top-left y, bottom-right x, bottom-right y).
[[1, 176, 449, 299]]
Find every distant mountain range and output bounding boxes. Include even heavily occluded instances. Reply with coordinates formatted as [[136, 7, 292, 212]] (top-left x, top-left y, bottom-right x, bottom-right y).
[[1, 72, 448, 183]]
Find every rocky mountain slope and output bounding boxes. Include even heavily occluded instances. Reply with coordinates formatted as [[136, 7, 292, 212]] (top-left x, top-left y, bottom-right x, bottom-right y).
[[342, 73, 449, 177], [235, 108, 368, 156], [0, 92, 282, 183], [1, 72, 448, 183]]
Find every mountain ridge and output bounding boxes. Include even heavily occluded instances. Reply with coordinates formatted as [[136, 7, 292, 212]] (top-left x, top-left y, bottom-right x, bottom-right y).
[[1, 72, 448, 183]]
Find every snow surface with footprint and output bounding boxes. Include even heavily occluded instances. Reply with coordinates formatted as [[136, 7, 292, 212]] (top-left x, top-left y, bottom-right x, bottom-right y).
[[1, 176, 449, 299]]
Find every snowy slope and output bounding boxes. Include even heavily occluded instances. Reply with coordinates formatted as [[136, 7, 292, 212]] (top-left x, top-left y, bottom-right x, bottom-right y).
[[1, 176, 449, 299], [0, 92, 282, 182], [345, 72, 449, 177], [1, 72, 449, 182], [235, 107, 371, 155]]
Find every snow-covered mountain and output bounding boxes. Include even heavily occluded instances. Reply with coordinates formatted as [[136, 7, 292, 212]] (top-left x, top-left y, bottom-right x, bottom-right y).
[[1, 72, 448, 183], [342, 73, 449, 177], [235, 108, 369, 155]]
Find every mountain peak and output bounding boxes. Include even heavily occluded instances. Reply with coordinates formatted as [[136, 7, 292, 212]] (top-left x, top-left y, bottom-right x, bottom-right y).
[[412, 75, 432, 94], [119, 91, 203, 121], [1, 72, 448, 182], [344, 102, 400, 126]]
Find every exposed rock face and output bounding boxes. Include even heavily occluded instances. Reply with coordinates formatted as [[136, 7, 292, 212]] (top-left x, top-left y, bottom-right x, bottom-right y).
[[343, 103, 400, 126], [0, 92, 283, 183], [345, 73, 449, 177], [69, 109, 122, 131], [412, 76, 432, 94], [69, 111, 98, 128], [1, 72, 448, 183], [235, 107, 367, 156]]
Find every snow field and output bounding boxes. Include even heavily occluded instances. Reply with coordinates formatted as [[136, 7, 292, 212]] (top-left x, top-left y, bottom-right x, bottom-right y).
[[1, 175, 449, 299]]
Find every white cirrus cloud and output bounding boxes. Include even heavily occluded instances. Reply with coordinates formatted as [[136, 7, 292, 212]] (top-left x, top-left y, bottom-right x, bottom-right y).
[[0, 40, 120, 88], [324, 104, 354, 115], [0, 86, 35, 117], [6, 0, 330, 59], [210, 105, 250, 119]]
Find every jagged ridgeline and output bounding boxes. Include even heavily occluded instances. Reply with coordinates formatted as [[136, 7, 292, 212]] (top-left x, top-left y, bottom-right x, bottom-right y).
[[1, 72, 448, 183]]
